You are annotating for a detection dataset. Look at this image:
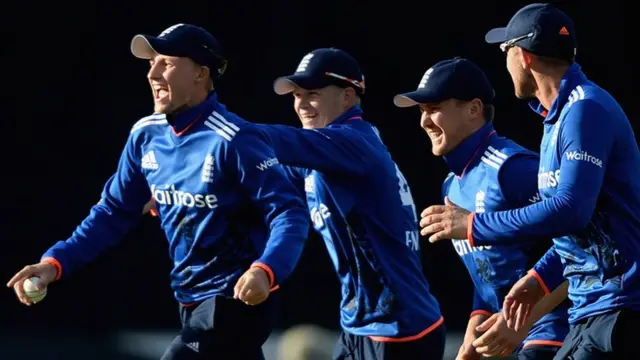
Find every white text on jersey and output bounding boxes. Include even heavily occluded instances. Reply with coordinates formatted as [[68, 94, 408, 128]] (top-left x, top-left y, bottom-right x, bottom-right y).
[[452, 239, 492, 256], [151, 184, 218, 209]]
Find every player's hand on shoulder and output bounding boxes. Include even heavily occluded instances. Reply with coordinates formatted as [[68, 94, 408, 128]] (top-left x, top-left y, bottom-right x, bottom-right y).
[[472, 313, 528, 358], [6, 262, 58, 306], [233, 266, 271, 306], [420, 197, 471, 242]]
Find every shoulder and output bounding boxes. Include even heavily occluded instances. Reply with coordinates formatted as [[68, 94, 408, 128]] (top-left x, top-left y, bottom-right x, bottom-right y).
[[560, 82, 623, 127], [483, 137, 539, 183], [129, 113, 169, 136], [204, 110, 268, 146], [481, 137, 537, 173]]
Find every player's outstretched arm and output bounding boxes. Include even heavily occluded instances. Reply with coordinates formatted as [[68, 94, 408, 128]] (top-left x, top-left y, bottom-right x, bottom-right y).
[[7, 130, 151, 305], [229, 127, 310, 305], [471, 100, 614, 246], [261, 123, 378, 176]]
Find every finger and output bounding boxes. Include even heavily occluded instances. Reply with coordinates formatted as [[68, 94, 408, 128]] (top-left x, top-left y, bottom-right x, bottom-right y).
[[239, 288, 253, 303], [420, 205, 446, 218], [472, 327, 497, 348], [476, 338, 504, 356], [7, 267, 34, 288], [420, 223, 445, 237], [507, 299, 519, 328], [475, 313, 499, 333], [519, 304, 532, 331], [514, 303, 531, 332], [419, 214, 444, 228], [428, 230, 450, 243], [13, 280, 32, 305], [233, 276, 245, 299], [444, 196, 458, 207], [502, 299, 512, 321]]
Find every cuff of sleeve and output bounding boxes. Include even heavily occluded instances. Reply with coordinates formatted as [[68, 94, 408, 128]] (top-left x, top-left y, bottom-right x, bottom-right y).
[[41, 257, 62, 281], [467, 213, 476, 247], [251, 262, 276, 289], [528, 269, 551, 295], [470, 309, 492, 318]]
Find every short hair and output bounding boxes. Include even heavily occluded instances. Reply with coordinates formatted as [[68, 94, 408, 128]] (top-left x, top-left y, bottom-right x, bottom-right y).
[[531, 53, 574, 68], [483, 104, 495, 122], [453, 99, 494, 122]]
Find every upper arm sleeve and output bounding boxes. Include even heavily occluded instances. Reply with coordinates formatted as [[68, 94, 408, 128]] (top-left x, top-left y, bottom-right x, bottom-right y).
[[470, 100, 613, 246], [229, 128, 310, 287], [41, 131, 151, 278], [262, 124, 377, 176]]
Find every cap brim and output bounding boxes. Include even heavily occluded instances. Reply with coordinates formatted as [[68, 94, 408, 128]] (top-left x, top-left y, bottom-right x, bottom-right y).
[[485, 27, 508, 44], [131, 35, 177, 59], [273, 74, 329, 95], [393, 90, 444, 108]]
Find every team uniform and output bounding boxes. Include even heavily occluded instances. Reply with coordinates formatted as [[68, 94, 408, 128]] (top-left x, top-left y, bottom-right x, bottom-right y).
[[41, 92, 310, 359], [442, 121, 569, 359], [469, 63, 640, 358], [264, 105, 445, 360]]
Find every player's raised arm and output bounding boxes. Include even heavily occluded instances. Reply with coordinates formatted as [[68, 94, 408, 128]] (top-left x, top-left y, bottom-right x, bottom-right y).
[[229, 127, 310, 304], [7, 128, 151, 304]]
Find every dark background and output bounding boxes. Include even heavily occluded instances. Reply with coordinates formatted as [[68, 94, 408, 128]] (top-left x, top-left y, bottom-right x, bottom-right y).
[[2, 0, 631, 358]]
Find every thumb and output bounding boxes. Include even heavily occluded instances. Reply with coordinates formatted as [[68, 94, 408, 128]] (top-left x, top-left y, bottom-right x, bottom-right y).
[[234, 275, 245, 299], [444, 196, 457, 207], [475, 313, 499, 332]]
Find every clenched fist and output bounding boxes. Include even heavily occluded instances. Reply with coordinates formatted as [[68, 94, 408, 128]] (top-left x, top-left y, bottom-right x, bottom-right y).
[[234, 266, 271, 306]]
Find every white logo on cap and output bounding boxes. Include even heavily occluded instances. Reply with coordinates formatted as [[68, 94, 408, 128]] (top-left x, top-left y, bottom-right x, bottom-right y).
[[418, 68, 434, 89], [295, 53, 314, 73], [159, 24, 184, 38]]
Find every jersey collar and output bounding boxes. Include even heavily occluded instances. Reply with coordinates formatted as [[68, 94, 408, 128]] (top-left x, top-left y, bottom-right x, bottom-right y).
[[166, 91, 219, 135], [327, 105, 364, 127], [528, 62, 586, 124], [443, 121, 496, 177]]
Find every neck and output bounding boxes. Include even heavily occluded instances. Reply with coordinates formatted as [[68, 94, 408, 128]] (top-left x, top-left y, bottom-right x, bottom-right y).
[[532, 65, 569, 110], [303, 103, 359, 129], [443, 121, 494, 177]]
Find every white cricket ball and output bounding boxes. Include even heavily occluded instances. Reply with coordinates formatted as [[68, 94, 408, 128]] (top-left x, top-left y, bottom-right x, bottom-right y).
[[23, 277, 47, 303]]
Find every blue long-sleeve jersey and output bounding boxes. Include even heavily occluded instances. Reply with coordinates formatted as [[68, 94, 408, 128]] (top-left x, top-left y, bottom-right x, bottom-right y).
[[42, 93, 309, 304], [469, 63, 640, 324], [442, 121, 569, 347], [262, 106, 443, 340]]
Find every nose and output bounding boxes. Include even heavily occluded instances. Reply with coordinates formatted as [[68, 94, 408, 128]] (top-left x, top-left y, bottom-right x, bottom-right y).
[[420, 111, 432, 129], [147, 62, 162, 81]]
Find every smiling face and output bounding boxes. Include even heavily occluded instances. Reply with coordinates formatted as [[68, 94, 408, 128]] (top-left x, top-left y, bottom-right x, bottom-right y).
[[292, 85, 355, 129], [147, 54, 209, 114], [419, 99, 484, 156]]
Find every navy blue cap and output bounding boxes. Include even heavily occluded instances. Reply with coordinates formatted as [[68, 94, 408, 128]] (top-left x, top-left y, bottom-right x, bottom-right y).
[[274, 48, 365, 95], [485, 3, 577, 61], [393, 57, 495, 108], [131, 23, 227, 78]]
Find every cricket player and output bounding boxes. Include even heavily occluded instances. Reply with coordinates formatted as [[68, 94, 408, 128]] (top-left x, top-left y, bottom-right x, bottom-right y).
[[394, 57, 570, 360], [6, 24, 310, 360], [264, 48, 446, 360], [420, 4, 639, 359]]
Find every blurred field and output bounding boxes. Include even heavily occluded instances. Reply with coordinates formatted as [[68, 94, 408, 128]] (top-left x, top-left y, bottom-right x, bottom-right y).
[[0, 327, 466, 359]]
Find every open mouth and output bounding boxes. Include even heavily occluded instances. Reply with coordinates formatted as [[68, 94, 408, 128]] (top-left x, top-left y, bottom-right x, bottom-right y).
[[153, 85, 169, 101], [426, 128, 443, 144]]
